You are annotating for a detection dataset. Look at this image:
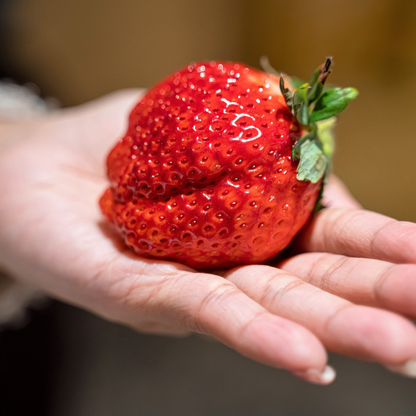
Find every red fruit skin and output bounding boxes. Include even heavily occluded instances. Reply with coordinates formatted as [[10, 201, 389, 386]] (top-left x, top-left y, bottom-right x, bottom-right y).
[[100, 61, 321, 270]]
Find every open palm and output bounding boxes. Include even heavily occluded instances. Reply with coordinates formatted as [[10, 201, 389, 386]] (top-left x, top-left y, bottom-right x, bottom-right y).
[[1, 90, 415, 384]]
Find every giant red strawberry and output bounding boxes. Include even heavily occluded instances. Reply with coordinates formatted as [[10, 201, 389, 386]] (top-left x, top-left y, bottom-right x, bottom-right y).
[[100, 59, 357, 269]]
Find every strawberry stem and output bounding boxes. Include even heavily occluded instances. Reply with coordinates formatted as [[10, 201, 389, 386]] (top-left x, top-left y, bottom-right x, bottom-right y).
[[277, 59, 358, 184]]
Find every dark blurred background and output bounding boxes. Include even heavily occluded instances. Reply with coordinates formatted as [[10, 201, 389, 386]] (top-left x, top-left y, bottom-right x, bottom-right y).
[[0, 1, 416, 415]]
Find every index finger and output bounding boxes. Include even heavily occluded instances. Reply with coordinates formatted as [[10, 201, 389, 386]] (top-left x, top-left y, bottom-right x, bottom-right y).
[[293, 208, 416, 264]]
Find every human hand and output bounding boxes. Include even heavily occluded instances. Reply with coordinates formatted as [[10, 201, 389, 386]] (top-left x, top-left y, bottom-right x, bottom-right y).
[[0, 90, 415, 385]]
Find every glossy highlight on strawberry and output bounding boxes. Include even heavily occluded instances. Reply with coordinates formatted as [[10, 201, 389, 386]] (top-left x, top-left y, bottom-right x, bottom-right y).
[[100, 61, 328, 269]]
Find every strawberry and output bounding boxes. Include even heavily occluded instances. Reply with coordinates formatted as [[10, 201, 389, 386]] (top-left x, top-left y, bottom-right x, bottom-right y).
[[100, 59, 357, 270]]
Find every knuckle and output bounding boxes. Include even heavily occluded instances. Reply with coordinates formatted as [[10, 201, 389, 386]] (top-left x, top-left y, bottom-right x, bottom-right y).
[[237, 310, 268, 339], [373, 264, 396, 304], [318, 255, 351, 292], [191, 280, 239, 334], [258, 270, 306, 310]]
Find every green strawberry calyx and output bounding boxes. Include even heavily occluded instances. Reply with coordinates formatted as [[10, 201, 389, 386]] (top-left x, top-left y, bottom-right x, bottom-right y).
[[278, 57, 358, 184]]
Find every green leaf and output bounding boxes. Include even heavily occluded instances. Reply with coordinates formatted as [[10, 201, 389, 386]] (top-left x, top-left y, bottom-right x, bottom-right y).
[[293, 85, 309, 124], [310, 87, 358, 123], [292, 131, 315, 160], [296, 102, 309, 125], [279, 76, 293, 112], [308, 82, 324, 103], [296, 140, 328, 183]]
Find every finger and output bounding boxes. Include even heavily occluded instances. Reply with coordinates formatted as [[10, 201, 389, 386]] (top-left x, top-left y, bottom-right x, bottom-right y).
[[106, 266, 330, 382], [225, 265, 416, 367], [279, 253, 416, 318], [294, 207, 416, 264], [322, 175, 362, 210]]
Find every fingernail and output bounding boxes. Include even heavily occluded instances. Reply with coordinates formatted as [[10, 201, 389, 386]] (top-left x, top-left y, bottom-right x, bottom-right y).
[[291, 365, 336, 385], [385, 360, 416, 378]]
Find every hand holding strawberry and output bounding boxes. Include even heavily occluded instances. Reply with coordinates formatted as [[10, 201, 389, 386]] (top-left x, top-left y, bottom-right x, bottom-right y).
[[1, 89, 416, 384], [100, 60, 357, 269]]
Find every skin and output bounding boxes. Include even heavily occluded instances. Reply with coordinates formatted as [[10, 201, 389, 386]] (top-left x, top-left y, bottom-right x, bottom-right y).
[[1, 89, 416, 384]]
